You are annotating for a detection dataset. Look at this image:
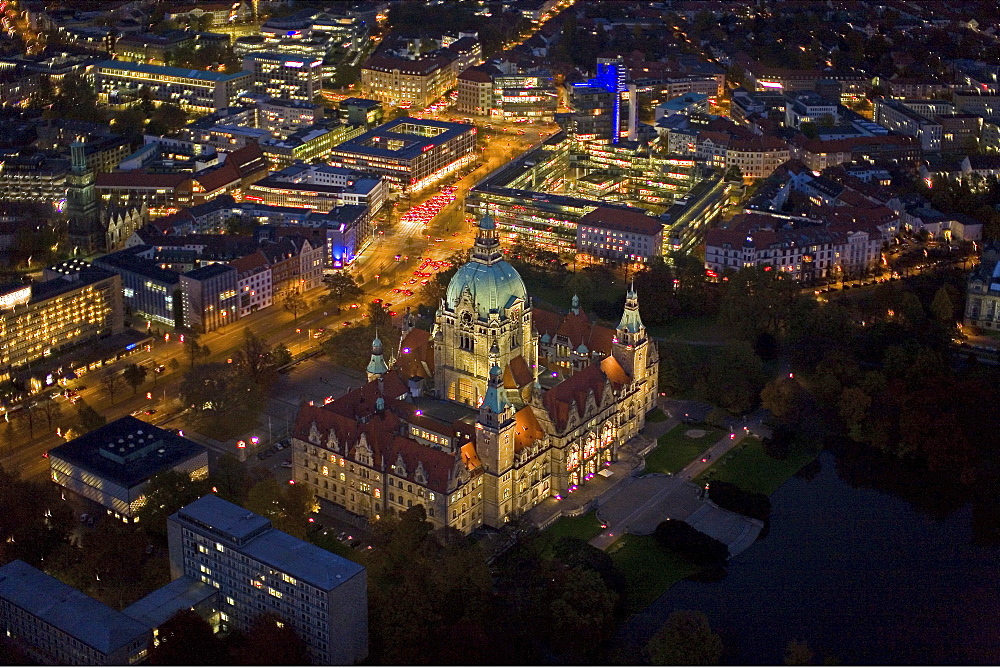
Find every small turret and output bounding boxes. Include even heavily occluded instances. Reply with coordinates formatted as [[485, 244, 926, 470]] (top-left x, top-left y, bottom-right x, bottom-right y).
[[571, 293, 580, 315], [616, 281, 644, 339], [480, 364, 507, 418]]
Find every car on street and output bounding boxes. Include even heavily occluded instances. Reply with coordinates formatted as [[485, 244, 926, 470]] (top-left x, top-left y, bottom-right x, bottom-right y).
[[281, 460, 292, 468], [144, 409, 156, 415]]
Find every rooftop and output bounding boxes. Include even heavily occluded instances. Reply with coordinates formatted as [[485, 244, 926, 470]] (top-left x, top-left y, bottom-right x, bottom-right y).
[[0, 560, 149, 656], [331, 116, 475, 160], [49, 416, 206, 490], [580, 206, 663, 236], [96, 60, 251, 82], [121, 576, 217, 630], [174, 496, 365, 590]]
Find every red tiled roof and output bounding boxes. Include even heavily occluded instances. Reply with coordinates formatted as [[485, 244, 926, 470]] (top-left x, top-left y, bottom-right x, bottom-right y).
[[396, 328, 433, 379], [542, 364, 623, 432], [513, 406, 544, 453], [229, 250, 269, 275], [194, 161, 240, 194], [503, 354, 533, 390], [458, 67, 492, 83], [579, 206, 662, 236], [228, 142, 267, 179]]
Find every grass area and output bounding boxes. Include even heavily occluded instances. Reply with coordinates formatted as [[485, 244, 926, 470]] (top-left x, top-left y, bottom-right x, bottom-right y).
[[646, 407, 668, 423], [695, 438, 819, 496], [649, 316, 726, 342], [609, 534, 700, 615], [644, 424, 724, 475], [540, 510, 603, 546]]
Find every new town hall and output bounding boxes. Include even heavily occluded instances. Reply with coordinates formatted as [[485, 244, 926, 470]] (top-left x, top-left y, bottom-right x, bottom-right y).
[[292, 214, 658, 532]]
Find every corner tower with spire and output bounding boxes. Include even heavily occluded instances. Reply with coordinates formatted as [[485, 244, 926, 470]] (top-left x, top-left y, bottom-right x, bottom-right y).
[[366, 335, 389, 381], [612, 283, 658, 412]]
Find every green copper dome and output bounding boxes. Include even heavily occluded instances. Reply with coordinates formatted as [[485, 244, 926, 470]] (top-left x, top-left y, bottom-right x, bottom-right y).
[[445, 259, 527, 320], [445, 211, 527, 320]]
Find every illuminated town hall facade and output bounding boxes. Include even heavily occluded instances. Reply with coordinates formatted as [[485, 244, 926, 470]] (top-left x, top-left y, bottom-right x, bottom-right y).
[[292, 214, 658, 532]]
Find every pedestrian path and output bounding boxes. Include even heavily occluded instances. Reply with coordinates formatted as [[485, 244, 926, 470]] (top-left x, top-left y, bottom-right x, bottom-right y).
[[588, 427, 762, 556]]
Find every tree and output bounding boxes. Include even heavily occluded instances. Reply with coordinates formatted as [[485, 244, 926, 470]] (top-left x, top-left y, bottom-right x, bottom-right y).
[[75, 400, 106, 434], [168, 358, 181, 373], [283, 291, 307, 324], [147, 609, 226, 666], [225, 214, 256, 236], [230, 613, 310, 666], [323, 273, 363, 305], [785, 640, 816, 666], [183, 332, 210, 369], [122, 363, 148, 397], [99, 368, 123, 405], [37, 396, 61, 432], [645, 610, 723, 665], [180, 363, 262, 433], [705, 340, 766, 415], [211, 454, 248, 506], [760, 376, 806, 425], [271, 343, 292, 368], [233, 329, 277, 386], [930, 286, 954, 326], [137, 470, 211, 541]]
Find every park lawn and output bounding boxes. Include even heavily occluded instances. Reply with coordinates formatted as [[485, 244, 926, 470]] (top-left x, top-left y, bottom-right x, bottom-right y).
[[649, 316, 726, 342], [541, 510, 603, 545], [696, 438, 818, 496], [644, 424, 724, 475], [609, 534, 700, 615], [646, 407, 668, 423]]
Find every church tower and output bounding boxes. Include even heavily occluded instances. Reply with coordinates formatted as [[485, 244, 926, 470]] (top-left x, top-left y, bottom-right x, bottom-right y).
[[476, 363, 516, 527], [66, 140, 101, 251], [433, 211, 535, 406]]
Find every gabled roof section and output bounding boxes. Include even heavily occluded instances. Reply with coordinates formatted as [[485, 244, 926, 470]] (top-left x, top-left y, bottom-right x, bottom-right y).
[[513, 406, 545, 453]]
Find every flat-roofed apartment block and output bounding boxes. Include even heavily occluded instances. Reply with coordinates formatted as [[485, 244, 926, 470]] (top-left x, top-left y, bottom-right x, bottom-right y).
[[49, 416, 208, 523], [95, 61, 253, 115], [242, 52, 323, 102], [327, 116, 477, 193], [0, 560, 150, 665], [167, 495, 368, 665]]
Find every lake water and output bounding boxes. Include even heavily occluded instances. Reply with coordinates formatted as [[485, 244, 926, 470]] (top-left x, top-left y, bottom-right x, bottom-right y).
[[622, 450, 1000, 665]]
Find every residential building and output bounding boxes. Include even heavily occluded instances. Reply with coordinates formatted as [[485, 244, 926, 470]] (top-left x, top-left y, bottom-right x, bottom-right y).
[[953, 90, 1000, 118], [180, 263, 239, 333], [0, 560, 150, 665], [873, 98, 943, 152], [95, 61, 253, 115], [654, 92, 709, 120], [49, 416, 209, 523], [360, 53, 457, 109], [704, 212, 883, 282], [327, 117, 477, 193], [95, 172, 195, 216], [242, 52, 323, 102], [0, 151, 68, 202], [0, 269, 123, 379], [230, 250, 273, 316], [113, 30, 195, 65], [456, 65, 495, 115], [576, 206, 663, 264], [167, 495, 368, 665]]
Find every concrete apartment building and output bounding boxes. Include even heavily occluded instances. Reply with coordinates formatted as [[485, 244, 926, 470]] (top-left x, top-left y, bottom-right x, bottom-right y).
[[873, 98, 943, 152], [95, 61, 253, 115], [242, 52, 323, 102], [167, 495, 368, 665], [179, 263, 240, 333]]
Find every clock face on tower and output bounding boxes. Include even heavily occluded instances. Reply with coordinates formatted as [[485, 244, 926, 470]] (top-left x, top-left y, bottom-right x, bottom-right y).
[[461, 311, 473, 326]]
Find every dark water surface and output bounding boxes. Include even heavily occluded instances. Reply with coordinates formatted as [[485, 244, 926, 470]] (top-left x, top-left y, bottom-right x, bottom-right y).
[[623, 451, 1000, 665]]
